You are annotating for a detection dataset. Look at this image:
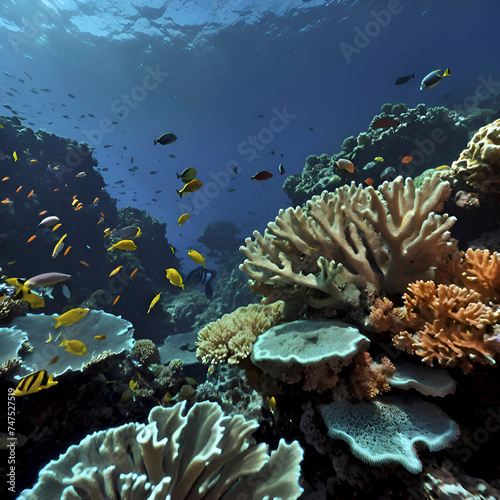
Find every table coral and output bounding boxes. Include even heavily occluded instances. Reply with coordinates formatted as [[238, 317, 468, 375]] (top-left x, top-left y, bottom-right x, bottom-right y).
[[452, 118, 500, 195], [240, 174, 457, 310], [196, 301, 283, 365], [392, 281, 500, 373], [18, 401, 304, 500]]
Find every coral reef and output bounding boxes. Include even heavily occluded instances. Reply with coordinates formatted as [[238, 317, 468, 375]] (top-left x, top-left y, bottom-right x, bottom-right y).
[[452, 118, 500, 198], [0, 296, 28, 324], [196, 301, 283, 365], [240, 174, 456, 311], [19, 401, 304, 500]]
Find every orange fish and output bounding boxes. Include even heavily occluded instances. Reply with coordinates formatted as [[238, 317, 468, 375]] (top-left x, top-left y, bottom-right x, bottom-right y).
[[75, 205, 83, 211], [365, 178, 374, 186], [27, 190, 34, 198], [29, 159, 38, 163], [401, 156, 412, 164], [2, 176, 9, 181], [336, 159, 354, 173], [27, 235, 37, 243], [130, 268, 138, 277], [52, 223, 62, 231], [16, 186, 22, 193], [54, 188, 59, 192], [63, 246, 72, 256], [94, 335, 106, 340], [79, 260, 90, 267], [7, 260, 15, 265], [1, 198, 12, 204], [112, 295, 120, 306], [93, 197, 99, 205], [48, 355, 59, 365], [72, 195, 77, 200], [39, 210, 47, 215], [100, 212, 105, 217]]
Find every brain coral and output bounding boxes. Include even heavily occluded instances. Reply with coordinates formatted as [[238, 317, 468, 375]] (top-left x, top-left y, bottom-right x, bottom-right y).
[[19, 401, 304, 500]]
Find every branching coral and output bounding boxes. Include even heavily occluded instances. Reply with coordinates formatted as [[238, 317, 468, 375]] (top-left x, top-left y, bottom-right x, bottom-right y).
[[392, 281, 500, 373], [196, 301, 283, 365], [19, 401, 304, 500], [240, 174, 457, 309]]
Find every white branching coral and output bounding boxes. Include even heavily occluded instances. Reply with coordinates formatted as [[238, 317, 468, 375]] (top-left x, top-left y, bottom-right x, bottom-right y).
[[240, 174, 457, 308], [19, 401, 304, 500]]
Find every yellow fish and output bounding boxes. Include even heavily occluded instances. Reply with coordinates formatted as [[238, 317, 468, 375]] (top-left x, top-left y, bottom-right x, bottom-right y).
[[107, 240, 137, 251], [52, 233, 67, 258], [166, 268, 184, 290], [178, 213, 191, 226], [147, 292, 161, 314], [176, 179, 203, 198], [5, 278, 45, 308], [53, 307, 89, 328], [188, 249, 206, 268], [267, 396, 277, 414], [13, 370, 57, 397], [109, 265, 123, 277], [374, 157, 384, 162], [13, 151, 17, 162], [60, 338, 87, 355], [435, 165, 451, 170]]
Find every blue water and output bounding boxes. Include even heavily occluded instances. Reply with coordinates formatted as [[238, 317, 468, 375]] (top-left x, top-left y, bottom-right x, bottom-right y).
[[1, 0, 498, 256]]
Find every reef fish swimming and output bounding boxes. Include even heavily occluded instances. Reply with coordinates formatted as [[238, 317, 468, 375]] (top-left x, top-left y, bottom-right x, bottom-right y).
[[147, 292, 161, 313], [166, 268, 184, 290], [420, 68, 450, 90], [188, 249, 206, 268], [107, 240, 137, 251], [154, 132, 177, 145], [13, 370, 58, 397], [25, 272, 71, 288], [53, 307, 89, 328], [250, 170, 273, 181], [176, 179, 203, 198], [60, 338, 87, 355], [177, 167, 197, 183]]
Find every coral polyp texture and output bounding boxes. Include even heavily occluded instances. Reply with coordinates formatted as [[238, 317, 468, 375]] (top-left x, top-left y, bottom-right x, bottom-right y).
[[19, 401, 304, 500], [196, 301, 283, 365], [392, 280, 500, 373], [240, 173, 457, 309], [452, 118, 500, 195]]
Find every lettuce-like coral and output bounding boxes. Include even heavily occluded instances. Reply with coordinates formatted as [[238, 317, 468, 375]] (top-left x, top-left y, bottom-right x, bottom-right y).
[[19, 401, 304, 500], [240, 174, 457, 309]]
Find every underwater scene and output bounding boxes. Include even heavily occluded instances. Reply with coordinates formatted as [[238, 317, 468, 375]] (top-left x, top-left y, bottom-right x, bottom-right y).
[[1, 0, 500, 498]]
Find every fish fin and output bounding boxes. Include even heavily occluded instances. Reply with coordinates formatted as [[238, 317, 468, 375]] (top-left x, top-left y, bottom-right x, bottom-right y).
[[154, 140, 157, 145], [176, 189, 182, 198], [444, 68, 451, 76]]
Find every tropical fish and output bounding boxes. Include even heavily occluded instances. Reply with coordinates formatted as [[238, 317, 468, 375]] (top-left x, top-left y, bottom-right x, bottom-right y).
[[371, 116, 400, 129], [394, 73, 415, 85], [107, 240, 137, 251], [39, 216, 60, 227], [27, 235, 37, 243], [112, 295, 120, 306], [48, 355, 59, 366], [267, 396, 277, 414], [176, 179, 203, 198], [109, 266, 123, 277], [52, 234, 67, 258], [147, 292, 161, 313], [337, 159, 354, 173], [250, 170, 273, 181], [16, 185, 22, 192], [27, 189, 34, 198], [365, 178, 374, 186], [75, 172, 86, 178], [52, 223, 62, 231], [25, 272, 70, 288], [1, 198, 13, 205], [130, 268, 138, 277], [92, 197, 99, 205], [420, 68, 450, 90], [5, 278, 45, 308], [111, 226, 141, 239], [374, 157, 384, 162], [63, 246, 72, 256], [53, 307, 89, 328], [178, 213, 191, 226], [177, 167, 197, 183], [278, 164, 285, 175], [154, 132, 177, 145], [401, 156, 412, 164], [184, 267, 217, 299], [435, 165, 451, 171], [60, 338, 87, 355], [13, 151, 17, 162], [188, 249, 206, 268], [94, 335, 106, 340], [2, 177, 9, 181], [166, 268, 184, 290], [79, 260, 90, 267], [13, 370, 57, 396]]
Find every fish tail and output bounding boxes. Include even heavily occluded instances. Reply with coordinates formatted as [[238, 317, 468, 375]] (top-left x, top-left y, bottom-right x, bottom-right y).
[[154, 140, 157, 145], [444, 68, 451, 76], [176, 190, 182, 198]]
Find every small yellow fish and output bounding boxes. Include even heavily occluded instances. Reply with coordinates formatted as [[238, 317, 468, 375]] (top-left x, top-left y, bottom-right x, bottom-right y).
[[13, 370, 57, 397], [52, 223, 62, 231], [53, 307, 89, 328], [147, 292, 161, 314], [166, 268, 184, 290], [435, 165, 451, 170], [188, 249, 206, 268], [267, 396, 277, 414], [60, 338, 87, 355], [109, 265, 123, 277], [107, 240, 137, 251], [178, 213, 191, 226], [46, 332, 52, 344], [129, 379, 139, 392], [374, 157, 384, 162], [176, 179, 203, 198], [13, 151, 17, 162], [94, 335, 106, 340], [52, 233, 67, 258]]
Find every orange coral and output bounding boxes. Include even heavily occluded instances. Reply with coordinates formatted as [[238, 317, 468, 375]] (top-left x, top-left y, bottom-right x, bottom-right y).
[[459, 249, 500, 302], [392, 280, 500, 373]]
